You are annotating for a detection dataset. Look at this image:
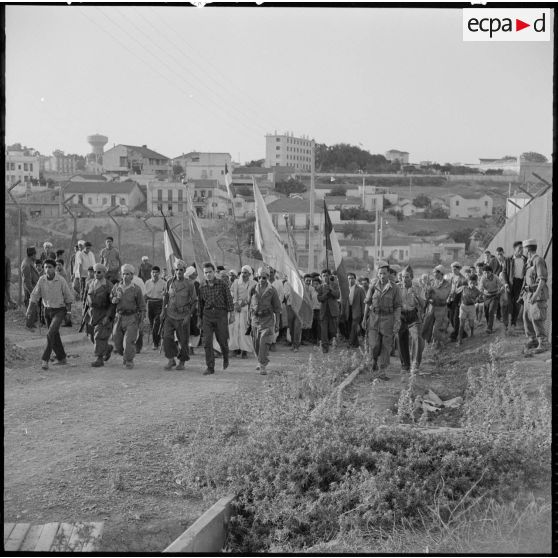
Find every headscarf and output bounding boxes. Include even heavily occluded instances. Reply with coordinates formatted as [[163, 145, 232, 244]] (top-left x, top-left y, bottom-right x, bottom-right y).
[[121, 264, 135, 274]]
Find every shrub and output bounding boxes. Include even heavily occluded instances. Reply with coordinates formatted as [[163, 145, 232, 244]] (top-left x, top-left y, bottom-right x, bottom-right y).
[[172, 346, 550, 553]]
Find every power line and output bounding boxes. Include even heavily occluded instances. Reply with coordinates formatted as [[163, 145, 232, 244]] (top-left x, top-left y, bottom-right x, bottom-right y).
[[85, 7, 263, 141]]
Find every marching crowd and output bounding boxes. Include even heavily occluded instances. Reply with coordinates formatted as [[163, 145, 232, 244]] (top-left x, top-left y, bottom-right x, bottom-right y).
[[14, 235, 549, 378]]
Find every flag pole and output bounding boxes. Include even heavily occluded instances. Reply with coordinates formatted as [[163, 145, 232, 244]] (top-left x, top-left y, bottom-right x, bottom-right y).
[[226, 164, 243, 269], [308, 140, 315, 273]]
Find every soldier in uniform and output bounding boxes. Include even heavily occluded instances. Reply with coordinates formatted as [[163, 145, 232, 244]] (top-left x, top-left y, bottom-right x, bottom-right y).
[[86, 263, 116, 367], [362, 262, 402, 380], [426, 265, 452, 350], [249, 267, 281, 375], [521, 239, 549, 354], [161, 260, 198, 371], [111, 264, 146, 369], [316, 269, 341, 353]]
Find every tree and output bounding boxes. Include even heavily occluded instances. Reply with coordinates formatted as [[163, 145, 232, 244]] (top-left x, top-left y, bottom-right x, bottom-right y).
[[328, 186, 347, 197], [275, 178, 306, 196], [449, 227, 474, 251], [342, 222, 368, 239], [172, 164, 185, 177], [424, 206, 449, 219], [412, 194, 431, 208], [520, 152, 548, 163], [245, 159, 265, 167]]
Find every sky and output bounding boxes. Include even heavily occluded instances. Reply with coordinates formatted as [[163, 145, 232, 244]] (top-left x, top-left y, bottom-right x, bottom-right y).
[[5, 5, 554, 165]]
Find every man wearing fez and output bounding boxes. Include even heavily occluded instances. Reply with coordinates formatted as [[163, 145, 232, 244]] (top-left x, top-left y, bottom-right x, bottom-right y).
[[111, 264, 145, 369], [249, 266, 281, 375], [86, 263, 116, 367], [27, 259, 74, 370], [161, 260, 198, 371], [199, 261, 235, 375]]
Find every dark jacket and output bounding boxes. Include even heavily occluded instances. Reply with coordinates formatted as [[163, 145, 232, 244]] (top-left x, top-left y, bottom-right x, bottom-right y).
[[346, 284, 365, 322], [316, 280, 341, 319], [21, 256, 40, 295], [501, 254, 527, 285]]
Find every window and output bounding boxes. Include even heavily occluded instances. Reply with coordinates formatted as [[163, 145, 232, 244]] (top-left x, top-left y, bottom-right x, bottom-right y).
[[78, 195, 83, 204], [88, 197, 93, 204], [276, 154, 280, 159], [119, 156, 127, 167], [484, 201, 488, 207], [276, 146, 280, 150], [207, 190, 212, 197], [399, 249, 404, 260], [157, 189, 163, 201], [167, 190, 173, 201], [24, 163, 28, 171], [178, 190, 183, 201], [276, 137, 280, 142], [168, 204, 173, 213], [178, 203, 183, 212], [102, 197, 107, 204], [455, 200, 459, 206], [18, 164, 21, 170], [120, 197, 126, 205], [201, 170, 208, 178]]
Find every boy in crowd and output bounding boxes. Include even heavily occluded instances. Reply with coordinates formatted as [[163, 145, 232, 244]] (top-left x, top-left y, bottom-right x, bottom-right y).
[[455, 274, 482, 345]]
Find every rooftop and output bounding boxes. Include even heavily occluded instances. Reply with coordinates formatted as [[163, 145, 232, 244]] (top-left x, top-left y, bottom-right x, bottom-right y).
[[120, 144, 170, 160], [448, 192, 492, 200], [267, 198, 324, 213], [64, 181, 140, 194]]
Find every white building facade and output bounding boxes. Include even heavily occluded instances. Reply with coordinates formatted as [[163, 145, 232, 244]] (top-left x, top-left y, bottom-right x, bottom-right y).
[[5, 148, 40, 185], [172, 152, 232, 187], [265, 132, 312, 171]]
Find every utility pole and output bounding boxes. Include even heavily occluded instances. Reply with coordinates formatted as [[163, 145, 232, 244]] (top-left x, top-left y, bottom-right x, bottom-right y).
[[107, 206, 122, 254], [308, 140, 315, 272], [378, 215, 384, 263], [374, 206, 379, 269], [7, 181, 22, 305], [61, 195, 78, 277]]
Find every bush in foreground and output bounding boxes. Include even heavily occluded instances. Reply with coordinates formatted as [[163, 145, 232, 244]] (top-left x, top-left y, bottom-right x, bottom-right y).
[[172, 347, 550, 552]]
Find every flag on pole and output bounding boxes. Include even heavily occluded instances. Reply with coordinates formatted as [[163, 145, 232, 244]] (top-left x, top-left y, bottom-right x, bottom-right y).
[[253, 179, 313, 328], [224, 163, 233, 198], [189, 207, 214, 269], [323, 200, 350, 319], [162, 212, 182, 272]]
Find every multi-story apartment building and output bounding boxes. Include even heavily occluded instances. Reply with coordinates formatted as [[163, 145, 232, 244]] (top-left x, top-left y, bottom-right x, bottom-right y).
[[103, 144, 170, 176], [171, 152, 232, 187], [5, 147, 40, 185], [39, 150, 82, 174], [265, 132, 313, 171]]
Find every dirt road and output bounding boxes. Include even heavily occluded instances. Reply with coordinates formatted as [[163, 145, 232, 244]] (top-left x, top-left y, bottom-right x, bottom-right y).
[[4, 337, 306, 552]]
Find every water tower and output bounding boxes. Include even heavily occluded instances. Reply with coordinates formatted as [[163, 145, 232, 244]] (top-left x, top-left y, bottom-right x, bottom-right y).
[[87, 134, 108, 156]]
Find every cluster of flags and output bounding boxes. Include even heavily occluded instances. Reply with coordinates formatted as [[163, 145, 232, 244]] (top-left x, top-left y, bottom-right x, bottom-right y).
[[163, 164, 352, 330]]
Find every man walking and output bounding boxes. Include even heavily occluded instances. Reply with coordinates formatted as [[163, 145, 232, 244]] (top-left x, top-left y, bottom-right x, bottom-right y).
[[100, 236, 121, 284], [316, 269, 340, 353], [230, 265, 256, 358], [86, 264, 116, 367], [111, 264, 145, 369], [397, 266, 425, 376], [21, 246, 41, 328], [199, 262, 235, 375], [26, 259, 74, 370], [76, 241, 96, 296], [521, 239, 549, 354], [502, 241, 527, 329], [249, 267, 281, 375], [479, 264, 504, 334], [145, 265, 165, 350], [346, 272, 365, 348], [447, 262, 467, 341], [426, 265, 452, 350], [161, 260, 197, 371], [363, 262, 402, 379]]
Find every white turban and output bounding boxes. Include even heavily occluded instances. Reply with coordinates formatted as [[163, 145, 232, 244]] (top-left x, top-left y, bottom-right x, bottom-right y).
[[241, 265, 252, 274], [185, 266, 196, 277], [121, 264, 135, 274]]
